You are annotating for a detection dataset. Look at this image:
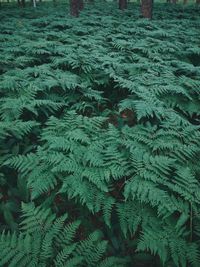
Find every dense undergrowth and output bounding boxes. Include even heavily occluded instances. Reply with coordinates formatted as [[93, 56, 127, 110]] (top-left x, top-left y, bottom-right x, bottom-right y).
[[0, 2, 200, 266]]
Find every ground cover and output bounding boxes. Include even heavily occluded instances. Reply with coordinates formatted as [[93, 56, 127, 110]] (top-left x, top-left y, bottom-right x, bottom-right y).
[[0, 2, 200, 266]]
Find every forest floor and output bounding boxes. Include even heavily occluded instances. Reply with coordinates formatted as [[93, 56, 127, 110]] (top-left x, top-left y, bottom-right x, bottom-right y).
[[0, 2, 200, 267]]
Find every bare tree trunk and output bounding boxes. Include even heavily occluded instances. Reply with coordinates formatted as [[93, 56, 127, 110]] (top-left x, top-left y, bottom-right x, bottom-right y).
[[183, 0, 187, 4], [21, 0, 25, 7], [70, 0, 79, 17], [78, 0, 84, 10], [119, 0, 127, 10], [172, 0, 177, 3], [141, 0, 153, 19], [196, 0, 200, 4]]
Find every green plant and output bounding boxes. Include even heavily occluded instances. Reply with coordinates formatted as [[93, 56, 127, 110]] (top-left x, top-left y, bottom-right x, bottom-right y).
[[0, 2, 200, 266], [0, 203, 127, 267]]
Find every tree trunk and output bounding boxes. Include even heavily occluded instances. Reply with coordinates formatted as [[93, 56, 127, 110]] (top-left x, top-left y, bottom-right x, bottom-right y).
[[21, 0, 25, 7], [119, 0, 127, 10], [172, 0, 177, 3], [78, 0, 84, 10], [196, 0, 200, 4], [183, 0, 187, 4], [70, 0, 79, 17], [141, 0, 153, 19]]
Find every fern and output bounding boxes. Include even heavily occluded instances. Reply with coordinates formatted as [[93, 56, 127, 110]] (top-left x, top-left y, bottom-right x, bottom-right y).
[[1, 2, 200, 267], [0, 203, 127, 267]]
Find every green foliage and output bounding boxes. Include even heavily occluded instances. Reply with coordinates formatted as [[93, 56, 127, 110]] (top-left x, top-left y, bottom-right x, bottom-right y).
[[0, 203, 126, 267], [0, 2, 200, 267]]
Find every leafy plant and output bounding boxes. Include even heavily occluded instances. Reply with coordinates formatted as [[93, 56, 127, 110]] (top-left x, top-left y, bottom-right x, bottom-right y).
[[0, 203, 127, 267], [0, 2, 200, 267]]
